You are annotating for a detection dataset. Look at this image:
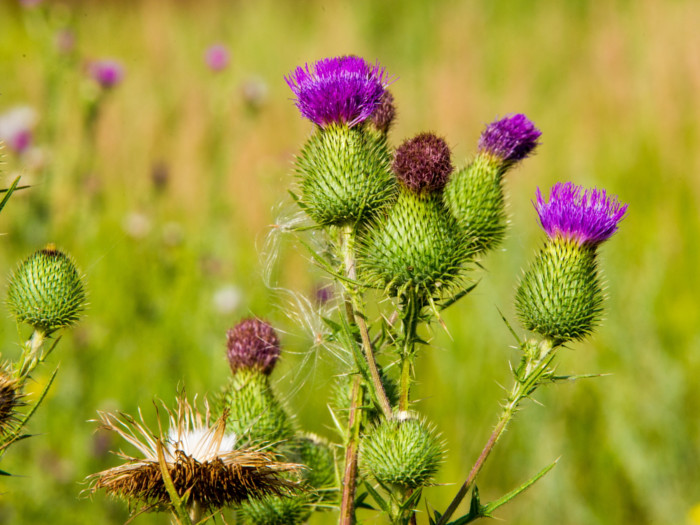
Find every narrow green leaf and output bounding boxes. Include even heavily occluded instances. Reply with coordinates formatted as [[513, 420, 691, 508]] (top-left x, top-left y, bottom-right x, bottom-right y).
[[481, 459, 559, 516], [0, 176, 23, 215], [363, 482, 391, 514]]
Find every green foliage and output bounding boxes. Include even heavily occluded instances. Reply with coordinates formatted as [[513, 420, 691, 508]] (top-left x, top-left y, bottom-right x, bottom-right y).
[[295, 123, 395, 226], [515, 240, 602, 343], [237, 492, 311, 525]]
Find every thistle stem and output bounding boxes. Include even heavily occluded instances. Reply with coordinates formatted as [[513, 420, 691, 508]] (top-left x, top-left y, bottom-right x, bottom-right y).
[[14, 330, 47, 383], [340, 225, 393, 419], [339, 375, 362, 525], [437, 339, 555, 525], [398, 292, 420, 412]]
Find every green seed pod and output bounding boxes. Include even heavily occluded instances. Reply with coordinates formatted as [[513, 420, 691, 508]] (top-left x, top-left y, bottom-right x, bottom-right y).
[[237, 493, 310, 525], [283, 433, 336, 502], [359, 189, 469, 298], [218, 369, 294, 447], [515, 239, 603, 343], [444, 156, 508, 253], [294, 123, 395, 226], [361, 413, 444, 489], [7, 245, 86, 333]]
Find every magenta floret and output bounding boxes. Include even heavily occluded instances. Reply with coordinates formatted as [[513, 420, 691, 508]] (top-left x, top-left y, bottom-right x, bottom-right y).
[[89, 59, 124, 89], [535, 182, 628, 245], [285, 55, 390, 128], [478, 114, 541, 163]]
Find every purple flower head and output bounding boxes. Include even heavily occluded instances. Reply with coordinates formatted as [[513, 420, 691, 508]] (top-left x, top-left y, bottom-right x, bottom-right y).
[[536, 182, 628, 246], [205, 44, 230, 72], [478, 114, 541, 164], [89, 59, 124, 89], [0, 106, 37, 155], [226, 318, 281, 375], [285, 55, 390, 128], [393, 133, 453, 194]]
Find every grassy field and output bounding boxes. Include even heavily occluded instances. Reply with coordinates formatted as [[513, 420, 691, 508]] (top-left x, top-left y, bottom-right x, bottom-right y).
[[1, 0, 699, 523]]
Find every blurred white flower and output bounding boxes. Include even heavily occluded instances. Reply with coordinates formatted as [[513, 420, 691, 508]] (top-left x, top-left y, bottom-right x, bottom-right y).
[[213, 285, 243, 314], [0, 106, 37, 155], [122, 212, 151, 239]]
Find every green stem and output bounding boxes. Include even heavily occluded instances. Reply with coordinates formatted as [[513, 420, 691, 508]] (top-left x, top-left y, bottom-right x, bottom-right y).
[[339, 375, 363, 525], [398, 292, 420, 412], [437, 339, 555, 525], [14, 330, 47, 383], [340, 225, 393, 420]]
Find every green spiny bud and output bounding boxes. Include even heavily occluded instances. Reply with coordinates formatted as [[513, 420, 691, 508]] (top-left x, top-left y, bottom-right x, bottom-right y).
[[294, 123, 395, 226], [444, 155, 508, 253], [361, 413, 444, 489], [359, 188, 469, 298], [515, 239, 603, 343], [218, 369, 294, 447], [7, 245, 86, 334], [283, 433, 336, 504], [237, 493, 310, 525]]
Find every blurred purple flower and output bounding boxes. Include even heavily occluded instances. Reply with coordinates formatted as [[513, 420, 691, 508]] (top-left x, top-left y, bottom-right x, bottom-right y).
[[226, 318, 280, 375], [89, 59, 124, 89], [393, 133, 453, 194], [19, 0, 43, 7], [55, 29, 75, 55], [0, 106, 37, 155], [285, 55, 390, 128], [205, 44, 230, 72], [535, 182, 628, 246], [478, 114, 541, 164]]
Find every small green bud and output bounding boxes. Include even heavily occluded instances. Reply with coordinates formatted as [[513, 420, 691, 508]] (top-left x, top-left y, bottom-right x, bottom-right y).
[[359, 189, 469, 298], [295, 123, 395, 226], [218, 369, 294, 447], [237, 493, 310, 525], [515, 239, 603, 343], [7, 245, 86, 333], [361, 413, 444, 489], [444, 156, 508, 253]]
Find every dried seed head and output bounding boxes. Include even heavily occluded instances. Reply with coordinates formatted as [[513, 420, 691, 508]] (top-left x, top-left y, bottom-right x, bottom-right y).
[[86, 395, 300, 514], [0, 368, 22, 435]]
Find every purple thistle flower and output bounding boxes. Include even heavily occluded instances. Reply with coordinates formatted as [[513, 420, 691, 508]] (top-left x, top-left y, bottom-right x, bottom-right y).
[[285, 55, 390, 128], [535, 182, 628, 246], [226, 318, 281, 375], [393, 133, 453, 194], [0, 106, 36, 155], [89, 59, 124, 89], [370, 90, 396, 133], [205, 44, 230, 72], [478, 114, 541, 164]]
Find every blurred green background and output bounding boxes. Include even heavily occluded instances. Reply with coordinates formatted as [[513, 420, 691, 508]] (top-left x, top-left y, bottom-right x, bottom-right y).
[[1, 0, 699, 523]]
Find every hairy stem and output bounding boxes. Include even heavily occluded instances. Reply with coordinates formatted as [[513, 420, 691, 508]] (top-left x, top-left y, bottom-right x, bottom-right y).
[[339, 375, 363, 525], [14, 330, 47, 383], [437, 339, 555, 525], [398, 292, 420, 412]]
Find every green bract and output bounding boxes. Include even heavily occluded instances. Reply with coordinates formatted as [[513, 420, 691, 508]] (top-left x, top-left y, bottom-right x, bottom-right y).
[[444, 155, 508, 254], [218, 369, 294, 447], [237, 492, 310, 525], [361, 415, 444, 489], [515, 239, 603, 343], [295, 123, 395, 226], [358, 188, 470, 298], [7, 246, 86, 334]]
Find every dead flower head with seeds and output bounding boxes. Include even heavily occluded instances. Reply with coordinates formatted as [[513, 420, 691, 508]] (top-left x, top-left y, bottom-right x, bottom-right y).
[[86, 394, 302, 520]]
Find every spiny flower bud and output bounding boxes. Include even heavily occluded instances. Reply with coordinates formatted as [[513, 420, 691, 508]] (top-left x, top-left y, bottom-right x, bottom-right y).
[[445, 114, 541, 254], [393, 133, 453, 194], [361, 413, 444, 489], [227, 318, 281, 375], [295, 123, 395, 226], [286, 55, 390, 128], [284, 434, 336, 502], [219, 369, 295, 447], [370, 90, 396, 134], [358, 136, 468, 298], [515, 183, 628, 343], [238, 493, 310, 525], [7, 245, 86, 334]]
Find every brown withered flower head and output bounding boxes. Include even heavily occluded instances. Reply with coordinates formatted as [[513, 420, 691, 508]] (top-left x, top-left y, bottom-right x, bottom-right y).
[[86, 394, 300, 515], [0, 365, 23, 436]]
